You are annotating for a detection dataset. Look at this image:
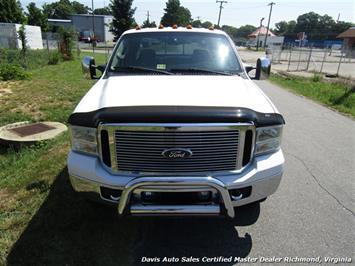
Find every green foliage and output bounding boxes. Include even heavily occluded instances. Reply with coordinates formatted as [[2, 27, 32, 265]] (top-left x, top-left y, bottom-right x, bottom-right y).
[[43, 0, 89, 19], [191, 20, 202, 28], [201, 21, 213, 29], [47, 51, 60, 65], [26, 2, 48, 31], [94, 7, 112, 15], [160, 0, 192, 26], [235, 25, 257, 38], [0, 48, 61, 70], [109, 0, 136, 40], [0, 64, 30, 81], [311, 74, 323, 82], [17, 24, 27, 54], [270, 74, 355, 117], [0, 0, 25, 23], [59, 27, 76, 60], [142, 19, 157, 28], [274, 12, 354, 40]]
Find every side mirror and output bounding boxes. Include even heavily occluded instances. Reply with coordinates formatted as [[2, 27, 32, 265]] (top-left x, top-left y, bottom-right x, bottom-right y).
[[82, 56, 106, 79], [255, 57, 271, 80], [245, 57, 271, 80]]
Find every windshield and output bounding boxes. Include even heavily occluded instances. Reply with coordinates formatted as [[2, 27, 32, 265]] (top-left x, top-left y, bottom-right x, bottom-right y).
[[108, 32, 242, 75]]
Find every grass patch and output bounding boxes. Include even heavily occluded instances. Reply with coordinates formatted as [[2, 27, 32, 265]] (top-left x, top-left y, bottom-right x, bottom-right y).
[[0, 52, 107, 264], [270, 73, 355, 118], [0, 49, 62, 70]]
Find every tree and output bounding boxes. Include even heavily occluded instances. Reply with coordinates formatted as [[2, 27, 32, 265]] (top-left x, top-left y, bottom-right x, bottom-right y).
[[43, 0, 89, 19], [94, 7, 112, 15], [71, 1, 89, 14], [274, 12, 354, 40], [235, 25, 256, 38], [274, 20, 296, 39], [0, 0, 25, 23], [160, 0, 192, 26], [142, 19, 157, 28], [295, 12, 322, 40], [17, 24, 27, 54], [26, 2, 48, 31], [201, 21, 213, 29], [191, 19, 202, 28], [222, 25, 238, 38], [109, 0, 136, 40]]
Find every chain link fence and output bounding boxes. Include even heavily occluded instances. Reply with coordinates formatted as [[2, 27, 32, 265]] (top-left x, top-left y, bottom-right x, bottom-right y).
[[270, 45, 355, 79]]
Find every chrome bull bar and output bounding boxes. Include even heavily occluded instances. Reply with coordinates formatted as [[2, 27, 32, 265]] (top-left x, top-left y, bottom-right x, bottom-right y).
[[118, 176, 235, 218]]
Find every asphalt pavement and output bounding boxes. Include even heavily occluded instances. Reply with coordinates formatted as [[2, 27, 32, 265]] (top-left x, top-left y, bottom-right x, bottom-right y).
[[123, 80, 355, 264]]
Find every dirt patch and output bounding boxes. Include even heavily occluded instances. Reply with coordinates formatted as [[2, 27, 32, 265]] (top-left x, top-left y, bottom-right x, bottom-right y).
[[0, 189, 12, 209], [0, 88, 12, 97]]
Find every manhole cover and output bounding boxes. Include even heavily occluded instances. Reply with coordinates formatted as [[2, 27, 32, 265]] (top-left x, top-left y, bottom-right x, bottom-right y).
[[0, 121, 67, 147], [9, 123, 56, 137]]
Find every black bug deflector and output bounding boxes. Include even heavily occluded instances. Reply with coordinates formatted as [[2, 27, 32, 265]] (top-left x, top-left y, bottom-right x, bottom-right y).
[[68, 106, 285, 128]]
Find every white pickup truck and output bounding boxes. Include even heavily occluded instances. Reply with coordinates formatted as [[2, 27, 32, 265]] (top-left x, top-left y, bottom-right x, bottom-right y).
[[68, 27, 285, 218]]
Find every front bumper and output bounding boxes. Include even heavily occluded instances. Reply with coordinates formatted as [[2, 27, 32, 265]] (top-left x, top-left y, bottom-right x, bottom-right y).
[[68, 149, 284, 218]]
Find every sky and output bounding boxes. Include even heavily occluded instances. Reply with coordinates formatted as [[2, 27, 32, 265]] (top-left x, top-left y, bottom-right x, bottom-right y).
[[20, 0, 355, 28]]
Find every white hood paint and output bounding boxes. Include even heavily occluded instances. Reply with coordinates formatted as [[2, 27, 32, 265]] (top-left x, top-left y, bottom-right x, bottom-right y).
[[74, 75, 277, 114]]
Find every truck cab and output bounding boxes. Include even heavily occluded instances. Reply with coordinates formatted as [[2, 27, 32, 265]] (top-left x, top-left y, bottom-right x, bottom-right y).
[[68, 27, 285, 218]]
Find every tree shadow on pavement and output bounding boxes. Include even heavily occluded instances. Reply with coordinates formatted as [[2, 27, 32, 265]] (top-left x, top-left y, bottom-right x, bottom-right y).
[[7, 167, 259, 265]]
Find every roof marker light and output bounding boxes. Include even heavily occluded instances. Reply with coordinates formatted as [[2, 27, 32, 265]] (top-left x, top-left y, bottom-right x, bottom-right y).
[[135, 25, 141, 30], [209, 26, 214, 31], [172, 24, 178, 29], [186, 24, 193, 29], [158, 24, 164, 29]]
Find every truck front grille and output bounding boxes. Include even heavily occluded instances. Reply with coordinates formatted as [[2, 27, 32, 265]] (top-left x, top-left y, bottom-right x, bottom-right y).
[[99, 124, 254, 173]]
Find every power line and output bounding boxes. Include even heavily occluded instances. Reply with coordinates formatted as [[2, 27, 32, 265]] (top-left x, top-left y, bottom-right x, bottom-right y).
[[216, 0, 227, 27], [264, 2, 275, 49]]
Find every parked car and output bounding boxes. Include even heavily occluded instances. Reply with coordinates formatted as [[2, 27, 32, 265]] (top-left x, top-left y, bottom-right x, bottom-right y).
[[79, 30, 100, 43], [68, 27, 285, 219]]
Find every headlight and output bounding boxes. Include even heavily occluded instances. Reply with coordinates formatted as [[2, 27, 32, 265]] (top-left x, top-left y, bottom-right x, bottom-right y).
[[69, 125, 97, 155], [255, 125, 283, 156]]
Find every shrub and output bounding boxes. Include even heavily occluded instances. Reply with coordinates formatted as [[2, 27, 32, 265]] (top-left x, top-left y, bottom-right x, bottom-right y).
[[59, 27, 76, 60], [312, 74, 323, 82], [0, 64, 30, 81], [47, 51, 60, 65], [0, 48, 62, 70]]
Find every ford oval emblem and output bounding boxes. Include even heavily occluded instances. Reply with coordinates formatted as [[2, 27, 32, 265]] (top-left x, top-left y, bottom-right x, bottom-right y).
[[162, 148, 193, 159]]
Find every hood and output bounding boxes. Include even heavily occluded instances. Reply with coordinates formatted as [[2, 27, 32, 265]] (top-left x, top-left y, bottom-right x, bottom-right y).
[[74, 75, 277, 114]]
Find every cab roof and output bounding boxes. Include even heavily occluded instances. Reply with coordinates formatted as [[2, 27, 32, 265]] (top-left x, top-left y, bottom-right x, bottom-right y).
[[122, 27, 228, 36]]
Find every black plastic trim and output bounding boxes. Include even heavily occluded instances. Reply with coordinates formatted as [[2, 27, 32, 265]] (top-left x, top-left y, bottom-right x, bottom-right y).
[[68, 106, 285, 128]]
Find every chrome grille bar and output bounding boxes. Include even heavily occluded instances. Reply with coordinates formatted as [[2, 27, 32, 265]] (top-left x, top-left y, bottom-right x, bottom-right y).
[[98, 123, 255, 174]]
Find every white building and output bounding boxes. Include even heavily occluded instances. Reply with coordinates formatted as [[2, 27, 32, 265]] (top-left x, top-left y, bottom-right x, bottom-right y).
[[0, 23, 43, 49]]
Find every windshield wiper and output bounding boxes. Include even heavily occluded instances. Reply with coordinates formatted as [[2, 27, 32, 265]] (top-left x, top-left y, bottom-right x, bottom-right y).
[[170, 68, 237, 76], [112, 66, 173, 75]]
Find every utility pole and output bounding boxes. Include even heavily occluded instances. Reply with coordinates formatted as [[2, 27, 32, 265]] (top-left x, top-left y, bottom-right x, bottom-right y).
[[216, 0, 227, 27], [263, 2, 275, 49], [92, 0, 95, 53], [146, 10, 150, 24], [256, 17, 264, 51]]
